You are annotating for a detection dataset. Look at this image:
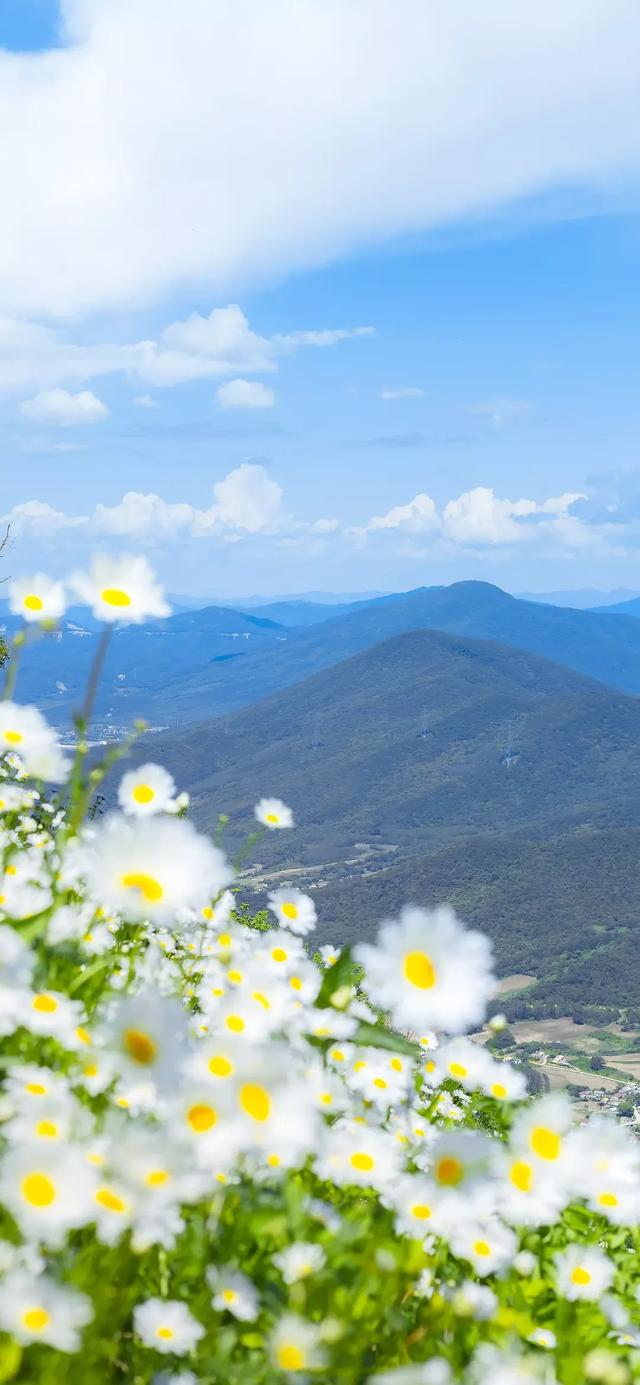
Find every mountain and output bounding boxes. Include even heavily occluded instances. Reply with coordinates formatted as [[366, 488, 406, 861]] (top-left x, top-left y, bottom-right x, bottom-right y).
[[236, 597, 383, 626], [12, 579, 640, 730], [593, 597, 640, 618], [138, 628, 640, 1016], [519, 588, 640, 609], [5, 604, 288, 727]]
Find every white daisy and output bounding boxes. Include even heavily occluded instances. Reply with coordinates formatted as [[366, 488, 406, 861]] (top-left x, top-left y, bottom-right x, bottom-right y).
[[270, 1314, 326, 1374], [134, 1298, 204, 1355], [0, 1143, 98, 1246], [0, 703, 70, 783], [118, 764, 179, 817], [268, 887, 317, 936], [0, 1270, 93, 1351], [449, 1217, 517, 1277], [255, 797, 294, 830], [315, 1118, 402, 1192], [69, 554, 169, 624], [73, 813, 232, 925], [101, 992, 189, 1092], [273, 1242, 326, 1284], [354, 905, 495, 1035], [207, 1267, 259, 1321], [555, 1244, 615, 1301], [8, 574, 66, 624]]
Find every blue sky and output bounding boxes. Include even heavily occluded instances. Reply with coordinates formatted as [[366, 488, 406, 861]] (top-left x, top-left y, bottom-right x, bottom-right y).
[[3, 2, 640, 596]]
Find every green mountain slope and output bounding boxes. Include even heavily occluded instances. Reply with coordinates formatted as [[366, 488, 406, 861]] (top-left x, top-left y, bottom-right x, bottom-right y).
[[140, 628, 640, 1015]]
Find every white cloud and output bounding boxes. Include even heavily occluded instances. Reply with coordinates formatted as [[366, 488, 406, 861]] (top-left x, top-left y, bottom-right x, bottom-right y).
[[467, 398, 531, 428], [18, 388, 109, 427], [205, 464, 285, 533], [132, 394, 156, 408], [216, 379, 275, 411], [0, 3, 639, 317], [0, 305, 371, 396], [369, 493, 438, 532], [380, 387, 425, 400]]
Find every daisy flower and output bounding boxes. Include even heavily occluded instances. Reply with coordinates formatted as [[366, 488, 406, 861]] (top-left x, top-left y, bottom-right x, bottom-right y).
[[74, 813, 232, 925], [0, 1143, 98, 1247], [118, 764, 179, 817], [270, 1314, 326, 1374], [255, 797, 294, 830], [510, 1093, 574, 1172], [0, 703, 70, 783], [354, 905, 495, 1035], [273, 1242, 326, 1284], [69, 554, 169, 624], [17, 990, 84, 1047], [449, 1217, 517, 1277], [268, 887, 317, 936], [0, 1270, 93, 1351], [315, 1118, 402, 1192], [207, 1267, 259, 1321], [101, 992, 189, 1092], [134, 1298, 204, 1355], [555, 1244, 615, 1301], [8, 574, 66, 624], [319, 943, 341, 967]]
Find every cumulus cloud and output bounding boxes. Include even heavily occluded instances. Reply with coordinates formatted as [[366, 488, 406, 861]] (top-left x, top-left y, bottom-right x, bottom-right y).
[[18, 388, 109, 426], [3, 475, 601, 562], [369, 494, 438, 532], [380, 387, 425, 400], [216, 379, 275, 410], [0, 3, 639, 317], [0, 305, 371, 397], [364, 486, 587, 547]]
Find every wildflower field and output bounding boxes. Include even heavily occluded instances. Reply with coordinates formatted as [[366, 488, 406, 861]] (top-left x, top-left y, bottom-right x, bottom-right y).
[[0, 557, 639, 1384]]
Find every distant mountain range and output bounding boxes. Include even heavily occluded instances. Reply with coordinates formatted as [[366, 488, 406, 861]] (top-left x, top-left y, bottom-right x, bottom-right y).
[[139, 627, 640, 1018], [9, 579, 640, 729]]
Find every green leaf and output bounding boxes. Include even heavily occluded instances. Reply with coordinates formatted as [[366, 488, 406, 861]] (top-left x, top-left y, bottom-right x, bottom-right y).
[[351, 1020, 420, 1057], [315, 947, 356, 1009]]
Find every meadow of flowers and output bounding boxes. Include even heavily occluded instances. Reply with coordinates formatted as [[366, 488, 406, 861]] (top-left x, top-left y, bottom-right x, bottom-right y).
[[0, 555, 639, 1383]]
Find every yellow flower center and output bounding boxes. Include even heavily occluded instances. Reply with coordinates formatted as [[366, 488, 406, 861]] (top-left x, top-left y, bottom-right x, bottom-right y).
[[26, 1083, 47, 1096], [240, 1083, 271, 1122], [351, 1152, 374, 1172], [96, 1187, 127, 1213], [436, 1156, 463, 1186], [218, 932, 231, 946], [132, 784, 154, 804], [227, 969, 243, 984], [282, 902, 298, 920], [101, 587, 132, 607], [157, 1326, 174, 1340], [120, 872, 163, 903], [187, 1103, 217, 1133], [267, 1153, 280, 1167], [35, 1121, 58, 1138], [3, 730, 23, 744], [411, 1203, 432, 1220], [208, 1055, 233, 1078], [222, 1289, 236, 1303], [271, 947, 287, 963], [390, 1058, 403, 1072], [530, 1126, 561, 1161], [491, 1083, 507, 1099], [510, 1160, 533, 1192], [598, 1191, 618, 1208], [266, 813, 280, 825], [290, 976, 302, 991], [146, 1169, 169, 1187], [473, 1240, 491, 1257], [23, 595, 44, 612], [277, 1345, 305, 1370], [252, 991, 270, 1010], [22, 1307, 50, 1332], [75, 1026, 91, 1046], [403, 950, 436, 990], [373, 1078, 388, 1090], [449, 1062, 468, 1078], [33, 994, 57, 1013], [571, 1266, 591, 1286], [123, 1028, 157, 1065], [21, 1173, 56, 1207], [226, 1015, 245, 1033]]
